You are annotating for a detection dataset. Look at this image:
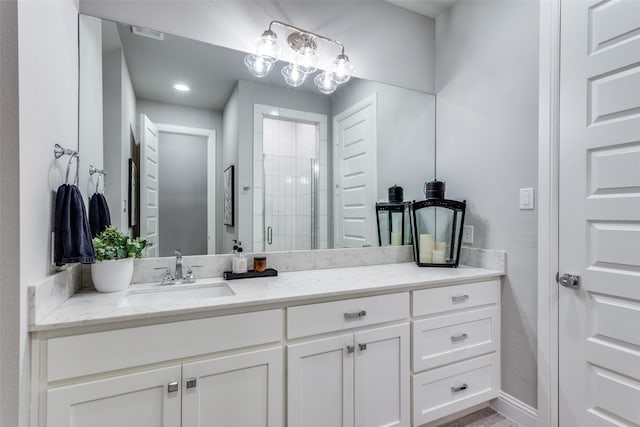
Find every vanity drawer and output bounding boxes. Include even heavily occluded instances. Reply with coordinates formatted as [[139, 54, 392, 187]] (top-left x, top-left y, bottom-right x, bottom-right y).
[[412, 279, 499, 317], [287, 292, 409, 339], [412, 353, 499, 426], [48, 309, 283, 382], [412, 306, 499, 372]]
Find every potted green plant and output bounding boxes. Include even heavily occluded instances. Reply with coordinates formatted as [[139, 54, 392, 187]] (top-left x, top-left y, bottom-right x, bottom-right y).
[[91, 227, 147, 292]]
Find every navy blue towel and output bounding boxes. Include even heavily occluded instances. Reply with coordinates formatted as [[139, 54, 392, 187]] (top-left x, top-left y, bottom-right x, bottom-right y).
[[54, 184, 95, 266], [89, 193, 112, 238]]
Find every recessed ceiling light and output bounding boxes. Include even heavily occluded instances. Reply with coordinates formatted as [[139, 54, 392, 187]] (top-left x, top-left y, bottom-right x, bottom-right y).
[[173, 83, 190, 92]]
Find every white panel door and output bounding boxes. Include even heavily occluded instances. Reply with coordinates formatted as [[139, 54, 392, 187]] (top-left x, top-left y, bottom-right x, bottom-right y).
[[182, 347, 283, 427], [559, 1, 640, 425], [140, 114, 160, 257], [333, 94, 377, 248], [47, 365, 181, 427], [287, 333, 355, 427], [355, 323, 409, 427]]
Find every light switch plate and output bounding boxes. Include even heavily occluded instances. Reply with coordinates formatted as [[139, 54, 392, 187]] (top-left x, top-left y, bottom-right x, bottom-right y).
[[519, 188, 535, 210], [462, 225, 474, 244]]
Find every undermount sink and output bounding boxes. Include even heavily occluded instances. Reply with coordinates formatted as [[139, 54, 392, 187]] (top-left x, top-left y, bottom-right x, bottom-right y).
[[119, 281, 235, 307]]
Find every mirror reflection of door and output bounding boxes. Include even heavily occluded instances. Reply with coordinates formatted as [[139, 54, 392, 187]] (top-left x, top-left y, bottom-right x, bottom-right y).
[[263, 117, 319, 252], [140, 115, 160, 257], [140, 114, 216, 257]]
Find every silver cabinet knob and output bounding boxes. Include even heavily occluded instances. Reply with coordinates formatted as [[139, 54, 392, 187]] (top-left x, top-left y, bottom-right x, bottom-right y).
[[168, 381, 179, 393], [359, 343, 367, 351], [186, 377, 197, 389], [347, 345, 355, 354]]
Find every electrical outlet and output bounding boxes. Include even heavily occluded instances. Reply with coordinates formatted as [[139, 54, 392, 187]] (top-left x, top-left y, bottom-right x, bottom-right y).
[[462, 225, 474, 245]]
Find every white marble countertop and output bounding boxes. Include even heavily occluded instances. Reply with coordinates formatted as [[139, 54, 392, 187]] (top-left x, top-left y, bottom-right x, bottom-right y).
[[31, 262, 503, 332]]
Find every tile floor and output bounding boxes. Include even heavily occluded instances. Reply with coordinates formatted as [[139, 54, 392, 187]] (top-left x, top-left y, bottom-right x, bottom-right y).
[[438, 408, 521, 427]]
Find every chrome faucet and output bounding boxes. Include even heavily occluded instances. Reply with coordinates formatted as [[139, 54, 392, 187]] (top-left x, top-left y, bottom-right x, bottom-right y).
[[154, 249, 201, 285], [175, 249, 183, 281]]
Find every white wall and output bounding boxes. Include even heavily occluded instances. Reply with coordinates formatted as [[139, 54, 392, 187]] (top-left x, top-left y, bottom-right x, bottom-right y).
[[0, 1, 20, 425], [331, 79, 436, 202], [79, 0, 436, 93], [79, 15, 104, 207], [436, 0, 539, 408], [137, 99, 222, 132], [16, 2, 80, 426]]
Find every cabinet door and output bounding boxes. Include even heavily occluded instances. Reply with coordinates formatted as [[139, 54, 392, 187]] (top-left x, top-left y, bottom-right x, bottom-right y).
[[182, 347, 283, 427], [355, 323, 410, 427], [47, 365, 181, 427], [288, 333, 355, 427]]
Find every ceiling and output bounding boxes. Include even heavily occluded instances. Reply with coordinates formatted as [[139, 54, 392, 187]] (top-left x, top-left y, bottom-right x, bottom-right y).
[[384, 0, 457, 18]]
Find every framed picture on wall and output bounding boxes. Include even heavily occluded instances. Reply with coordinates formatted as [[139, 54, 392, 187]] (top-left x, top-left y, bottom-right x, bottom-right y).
[[128, 158, 138, 227], [224, 165, 234, 226]]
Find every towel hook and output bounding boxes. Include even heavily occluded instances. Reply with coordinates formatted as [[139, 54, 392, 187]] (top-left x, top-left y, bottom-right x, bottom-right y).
[[89, 165, 107, 194]]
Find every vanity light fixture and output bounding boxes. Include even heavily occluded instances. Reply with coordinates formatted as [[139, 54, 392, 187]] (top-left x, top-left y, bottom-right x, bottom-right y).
[[244, 21, 354, 95], [173, 83, 190, 92]]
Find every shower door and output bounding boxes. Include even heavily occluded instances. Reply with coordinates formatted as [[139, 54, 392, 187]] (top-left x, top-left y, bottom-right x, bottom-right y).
[[262, 117, 318, 252]]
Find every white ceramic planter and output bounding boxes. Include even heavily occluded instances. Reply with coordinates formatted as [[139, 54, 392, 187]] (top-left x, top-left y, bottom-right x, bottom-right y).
[[91, 258, 134, 293]]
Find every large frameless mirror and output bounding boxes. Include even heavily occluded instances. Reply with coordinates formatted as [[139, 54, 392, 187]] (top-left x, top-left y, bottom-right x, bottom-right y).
[[78, 14, 436, 257]]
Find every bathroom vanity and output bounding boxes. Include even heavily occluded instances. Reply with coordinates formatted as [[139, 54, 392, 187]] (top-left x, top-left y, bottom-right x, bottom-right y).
[[30, 258, 503, 427]]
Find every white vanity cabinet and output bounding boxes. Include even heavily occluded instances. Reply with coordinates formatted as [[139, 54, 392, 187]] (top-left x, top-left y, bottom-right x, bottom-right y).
[[287, 293, 411, 427], [411, 279, 501, 426], [37, 309, 284, 427], [47, 364, 182, 427]]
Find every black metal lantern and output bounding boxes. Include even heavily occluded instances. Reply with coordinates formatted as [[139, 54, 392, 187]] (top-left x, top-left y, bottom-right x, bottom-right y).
[[411, 181, 466, 267], [376, 201, 412, 246]]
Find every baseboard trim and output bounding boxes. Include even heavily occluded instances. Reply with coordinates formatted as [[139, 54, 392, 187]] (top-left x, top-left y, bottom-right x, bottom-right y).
[[491, 391, 538, 427]]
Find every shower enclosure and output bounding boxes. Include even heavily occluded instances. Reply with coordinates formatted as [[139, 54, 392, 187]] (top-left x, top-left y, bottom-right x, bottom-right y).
[[262, 117, 319, 252]]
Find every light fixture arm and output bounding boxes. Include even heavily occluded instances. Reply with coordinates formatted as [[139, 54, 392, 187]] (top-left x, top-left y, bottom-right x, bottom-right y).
[[268, 20, 346, 55]]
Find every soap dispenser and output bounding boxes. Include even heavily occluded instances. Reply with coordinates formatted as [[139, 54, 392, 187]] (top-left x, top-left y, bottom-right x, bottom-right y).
[[232, 242, 248, 274]]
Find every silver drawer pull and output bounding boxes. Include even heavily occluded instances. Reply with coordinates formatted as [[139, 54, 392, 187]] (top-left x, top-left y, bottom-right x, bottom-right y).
[[451, 295, 469, 302], [347, 345, 355, 354], [186, 377, 197, 389], [359, 343, 367, 351], [451, 383, 468, 393], [344, 310, 367, 319], [168, 381, 179, 393], [451, 333, 469, 342]]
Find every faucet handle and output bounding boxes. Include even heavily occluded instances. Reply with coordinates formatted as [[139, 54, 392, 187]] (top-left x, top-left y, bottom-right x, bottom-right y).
[[185, 265, 202, 280], [154, 267, 174, 284]]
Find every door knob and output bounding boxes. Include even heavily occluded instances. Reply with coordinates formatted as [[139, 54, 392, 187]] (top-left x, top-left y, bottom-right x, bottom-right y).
[[557, 273, 580, 289]]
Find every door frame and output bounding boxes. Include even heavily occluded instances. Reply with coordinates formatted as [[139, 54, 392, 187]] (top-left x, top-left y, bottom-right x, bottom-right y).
[[154, 123, 217, 255], [537, 1, 561, 426]]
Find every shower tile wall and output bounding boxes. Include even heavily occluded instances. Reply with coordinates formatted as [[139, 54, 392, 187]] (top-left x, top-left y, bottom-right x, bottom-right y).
[[263, 118, 318, 251]]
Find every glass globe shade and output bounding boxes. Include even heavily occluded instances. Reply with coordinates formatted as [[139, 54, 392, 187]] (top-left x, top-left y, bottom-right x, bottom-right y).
[[281, 63, 308, 87], [255, 30, 281, 60], [244, 54, 275, 78], [331, 54, 354, 84], [314, 71, 338, 94]]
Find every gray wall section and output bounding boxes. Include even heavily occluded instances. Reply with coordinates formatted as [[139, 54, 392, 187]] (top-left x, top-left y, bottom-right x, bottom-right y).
[[221, 84, 240, 253], [79, 0, 436, 93], [158, 133, 208, 256], [0, 2, 20, 425], [436, 0, 539, 408], [331, 79, 436, 203]]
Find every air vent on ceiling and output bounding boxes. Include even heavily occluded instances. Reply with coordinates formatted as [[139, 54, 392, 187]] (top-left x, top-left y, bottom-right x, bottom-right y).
[[131, 26, 165, 41]]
